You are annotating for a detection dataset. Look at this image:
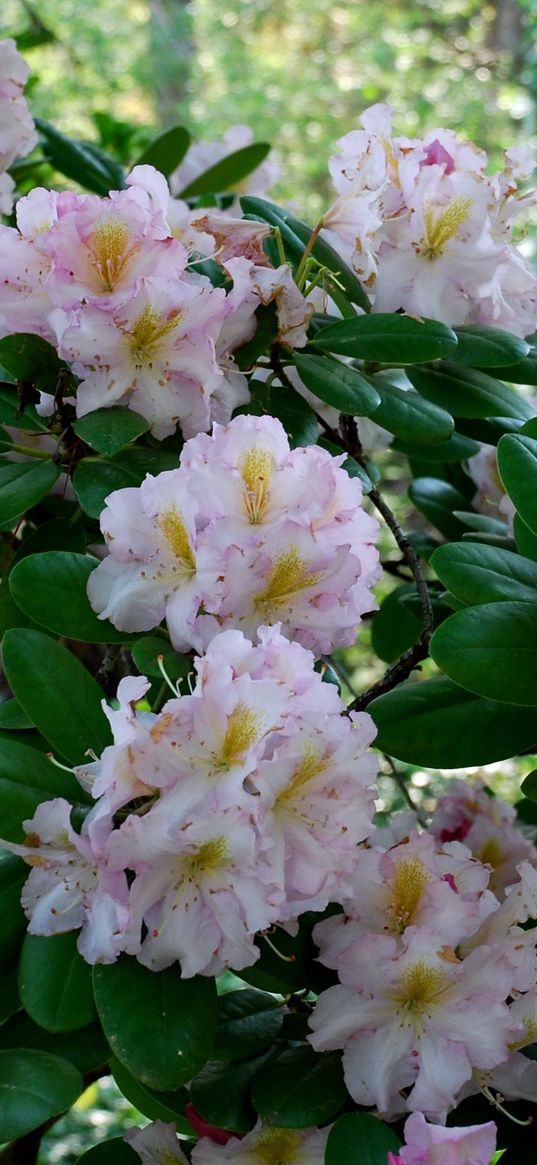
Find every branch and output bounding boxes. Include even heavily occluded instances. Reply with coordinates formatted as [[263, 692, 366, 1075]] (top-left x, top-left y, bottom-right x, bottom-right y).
[[338, 416, 435, 712]]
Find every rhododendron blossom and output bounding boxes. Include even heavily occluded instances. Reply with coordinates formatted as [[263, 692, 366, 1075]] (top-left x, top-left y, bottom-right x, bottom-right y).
[[324, 103, 537, 334], [88, 413, 380, 656], [0, 38, 37, 213], [191, 1120, 329, 1164], [0, 626, 377, 977], [388, 1112, 497, 1165]]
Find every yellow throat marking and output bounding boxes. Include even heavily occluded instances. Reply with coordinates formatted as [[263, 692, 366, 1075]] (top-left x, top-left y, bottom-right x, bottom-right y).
[[158, 508, 196, 571], [421, 196, 472, 259], [256, 547, 319, 617], [254, 1127, 302, 1165], [240, 446, 276, 523], [389, 855, 431, 932]]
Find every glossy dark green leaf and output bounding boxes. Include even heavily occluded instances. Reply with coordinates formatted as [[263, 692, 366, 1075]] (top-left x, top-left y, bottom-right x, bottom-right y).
[[18, 932, 96, 1032], [431, 543, 537, 606], [371, 584, 421, 664], [73, 408, 150, 456], [292, 352, 380, 415], [409, 478, 469, 540], [482, 349, 537, 385], [190, 1050, 276, 1134], [0, 461, 61, 526], [0, 699, 32, 730], [431, 601, 537, 705], [521, 770, 537, 803], [240, 196, 371, 313], [325, 1112, 401, 1165], [76, 1139, 139, 1165], [179, 143, 270, 198], [93, 957, 217, 1090], [110, 1056, 191, 1130], [408, 363, 533, 420], [370, 381, 453, 444], [0, 1048, 83, 1140], [393, 431, 480, 462], [514, 513, 537, 562], [73, 448, 179, 518], [2, 629, 112, 764], [498, 433, 537, 537], [213, 990, 283, 1061], [9, 552, 137, 643], [370, 675, 537, 766], [0, 386, 50, 433], [449, 327, 529, 368], [0, 737, 88, 843], [0, 334, 66, 393], [134, 126, 191, 176], [131, 637, 193, 681], [0, 857, 27, 961], [312, 314, 458, 363], [0, 584, 32, 636], [36, 118, 124, 194], [251, 1046, 347, 1127]]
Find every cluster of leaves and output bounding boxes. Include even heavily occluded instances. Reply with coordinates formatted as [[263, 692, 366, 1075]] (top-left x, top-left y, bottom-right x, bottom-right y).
[[1, 112, 537, 1165]]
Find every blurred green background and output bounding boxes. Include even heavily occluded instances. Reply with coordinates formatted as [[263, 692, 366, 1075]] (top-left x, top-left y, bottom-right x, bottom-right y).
[[2, 0, 537, 216]]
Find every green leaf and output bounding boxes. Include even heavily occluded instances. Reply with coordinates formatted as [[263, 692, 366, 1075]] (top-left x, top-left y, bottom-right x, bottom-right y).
[[74, 448, 179, 519], [371, 584, 421, 664], [76, 1139, 139, 1165], [131, 637, 193, 681], [521, 770, 537, 803], [409, 478, 469, 540], [0, 737, 88, 843], [0, 584, 32, 636], [0, 461, 61, 526], [73, 408, 150, 456], [36, 118, 124, 194], [514, 513, 537, 562], [325, 1112, 401, 1165], [2, 629, 112, 765], [370, 380, 453, 444], [0, 385, 50, 434], [370, 675, 537, 767], [0, 857, 27, 961], [408, 363, 533, 420], [178, 143, 271, 198], [251, 1046, 347, 1127], [18, 932, 96, 1032], [449, 326, 529, 368], [93, 957, 217, 1091], [134, 126, 191, 176], [0, 334, 66, 394], [291, 352, 380, 415], [190, 1050, 275, 1134], [431, 543, 537, 606], [393, 431, 480, 462], [498, 433, 537, 536], [241, 197, 371, 313], [430, 601, 537, 705], [0, 699, 33, 729], [481, 349, 537, 385], [312, 314, 458, 363], [0, 1048, 83, 1141], [110, 1057, 191, 1131], [212, 990, 283, 1061], [9, 552, 137, 643]]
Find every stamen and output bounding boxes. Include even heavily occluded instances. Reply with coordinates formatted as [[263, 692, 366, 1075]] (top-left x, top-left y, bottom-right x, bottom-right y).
[[157, 654, 181, 697], [260, 928, 297, 962], [47, 752, 76, 774]]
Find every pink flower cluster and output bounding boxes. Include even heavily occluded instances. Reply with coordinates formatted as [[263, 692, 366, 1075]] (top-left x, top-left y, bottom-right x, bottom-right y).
[[309, 818, 537, 1120], [324, 103, 537, 335], [88, 413, 380, 658], [0, 39, 37, 214], [0, 166, 312, 439], [2, 626, 377, 978], [389, 1113, 497, 1165]]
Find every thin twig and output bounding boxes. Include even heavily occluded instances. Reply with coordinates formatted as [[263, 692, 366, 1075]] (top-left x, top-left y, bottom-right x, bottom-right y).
[[338, 416, 435, 712], [383, 753, 427, 827]]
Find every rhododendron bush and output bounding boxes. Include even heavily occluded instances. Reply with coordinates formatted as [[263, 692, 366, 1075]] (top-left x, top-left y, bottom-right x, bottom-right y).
[[2, 38, 537, 1165]]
